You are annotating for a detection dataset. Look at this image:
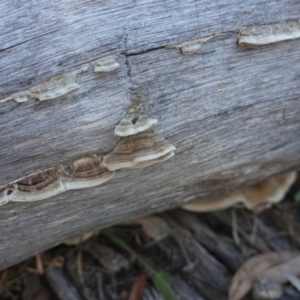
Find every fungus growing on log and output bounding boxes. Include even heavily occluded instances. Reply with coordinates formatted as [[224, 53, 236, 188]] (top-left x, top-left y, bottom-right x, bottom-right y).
[[92, 55, 119, 73], [182, 171, 297, 213], [29, 66, 89, 101], [0, 155, 114, 206], [0, 165, 66, 204], [0, 65, 89, 103], [238, 19, 300, 45], [166, 35, 216, 55], [114, 115, 158, 137], [104, 128, 176, 171], [61, 155, 114, 189]]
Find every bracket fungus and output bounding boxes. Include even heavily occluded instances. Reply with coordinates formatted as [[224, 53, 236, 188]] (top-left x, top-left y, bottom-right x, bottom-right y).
[[0, 111, 174, 206], [61, 155, 114, 189], [166, 33, 227, 55], [104, 128, 176, 171], [238, 19, 300, 46], [29, 66, 89, 101], [0, 165, 66, 204], [114, 115, 158, 137], [0, 66, 89, 104], [166, 35, 216, 55], [0, 155, 114, 206], [92, 55, 119, 73], [129, 151, 175, 169], [182, 171, 297, 213]]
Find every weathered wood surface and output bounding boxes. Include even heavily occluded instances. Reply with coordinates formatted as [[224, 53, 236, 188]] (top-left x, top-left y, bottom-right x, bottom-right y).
[[0, 1, 300, 269]]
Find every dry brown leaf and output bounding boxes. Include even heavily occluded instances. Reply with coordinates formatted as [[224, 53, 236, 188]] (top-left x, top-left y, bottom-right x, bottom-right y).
[[45, 256, 65, 269], [229, 251, 299, 300], [263, 254, 300, 283], [128, 274, 148, 300], [135, 216, 173, 241], [64, 231, 96, 245], [26, 254, 44, 275]]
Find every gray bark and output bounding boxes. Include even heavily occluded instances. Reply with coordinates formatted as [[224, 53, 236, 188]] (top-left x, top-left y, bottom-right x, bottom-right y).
[[0, 0, 299, 269]]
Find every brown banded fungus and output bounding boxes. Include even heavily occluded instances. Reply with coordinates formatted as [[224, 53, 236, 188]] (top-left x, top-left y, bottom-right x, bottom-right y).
[[104, 128, 176, 171], [182, 172, 296, 213], [1, 165, 66, 204], [0, 155, 114, 206], [61, 155, 114, 189]]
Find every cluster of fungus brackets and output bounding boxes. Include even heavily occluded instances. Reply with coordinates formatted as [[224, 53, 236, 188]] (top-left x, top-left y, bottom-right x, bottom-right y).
[[0, 155, 114, 206], [0, 115, 175, 206], [182, 171, 297, 213], [104, 115, 175, 171], [0, 54, 120, 104]]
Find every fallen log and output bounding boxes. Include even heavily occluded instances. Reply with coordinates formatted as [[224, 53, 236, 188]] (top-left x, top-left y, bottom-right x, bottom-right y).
[[0, 0, 300, 269]]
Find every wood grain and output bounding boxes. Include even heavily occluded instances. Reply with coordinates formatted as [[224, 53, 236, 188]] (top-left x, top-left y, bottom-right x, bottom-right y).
[[0, 0, 299, 269]]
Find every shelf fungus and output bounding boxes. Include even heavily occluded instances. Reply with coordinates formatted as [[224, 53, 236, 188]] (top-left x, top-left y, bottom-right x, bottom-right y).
[[166, 33, 228, 55], [0, 165, 66, 205], [238, 19, 300, 46], [166, 35, 215, 55], [92, 55, 119, 73], [114, 115, 158, 137], [182, 171, 296, 214], [61, 155, 114, 189], [104, 127, 176, 171], [129, 151, 175, 169], [28, 67, 89, 101], [0, 155, 114, 206], [0, 66, 88, 104]]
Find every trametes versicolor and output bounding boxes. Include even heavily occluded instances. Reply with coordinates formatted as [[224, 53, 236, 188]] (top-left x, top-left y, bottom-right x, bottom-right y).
[[0, 115, 175, 206]]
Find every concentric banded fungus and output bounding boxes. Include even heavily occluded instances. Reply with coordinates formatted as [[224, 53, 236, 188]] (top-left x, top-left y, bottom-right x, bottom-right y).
[[182, 171, 296, 213], [61, 155, 114, 189], [104, 128, 176, 171], [5, 165, 66, 203], [114, 115, 158, 137]]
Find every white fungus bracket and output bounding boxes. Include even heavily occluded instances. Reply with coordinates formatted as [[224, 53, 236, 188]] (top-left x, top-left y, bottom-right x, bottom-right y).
[[92, 55, 120, 73], [0, 65, 89, 103], [114, 115, 158, 137], [238, 19, 300, 45], [166, 33, 227, 55]]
